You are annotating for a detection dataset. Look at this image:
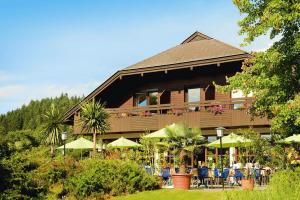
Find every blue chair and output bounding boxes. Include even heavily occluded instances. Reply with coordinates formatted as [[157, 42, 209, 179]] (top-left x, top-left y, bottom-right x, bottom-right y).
[[219, 168, 229, 186], [144, 165, 154, 175], [198, 167, 209, 187], [214, 168, 220, 185], [235, 169, 244, 179], [161, 167, 171, 184], [255, 169, 261, 185], [222, 168, 229, 180], [234, 169, 243, 185]]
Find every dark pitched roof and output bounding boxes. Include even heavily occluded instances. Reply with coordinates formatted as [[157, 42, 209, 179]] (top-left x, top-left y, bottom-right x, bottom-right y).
[[124, 31, 246, 71]]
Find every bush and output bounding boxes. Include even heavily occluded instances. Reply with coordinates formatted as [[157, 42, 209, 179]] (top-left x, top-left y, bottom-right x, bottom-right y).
[[46, 168, 67, 184], [225, 168, 300, 200], [5, 130, 40, 152], [66, 159, 159, 199], [0, 153, 47, 199]]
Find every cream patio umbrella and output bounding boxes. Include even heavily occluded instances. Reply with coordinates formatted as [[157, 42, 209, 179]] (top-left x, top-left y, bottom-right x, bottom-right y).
[[107, 137, 141, 148], [279, 134, 300, 144], [207, 133, 252, 148], [57, 137, 102, 149], [144, 123, 177, 139], [57, 137, 102, 159]]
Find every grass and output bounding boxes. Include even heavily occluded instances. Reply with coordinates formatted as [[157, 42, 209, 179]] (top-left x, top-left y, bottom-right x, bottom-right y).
[[113, 189, 223, 200]]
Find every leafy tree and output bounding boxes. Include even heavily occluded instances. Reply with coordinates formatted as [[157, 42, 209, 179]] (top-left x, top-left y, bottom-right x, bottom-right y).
[[80, 98, 109, 155], [41, 104, 63, 157], [218, 0, 300, 137]]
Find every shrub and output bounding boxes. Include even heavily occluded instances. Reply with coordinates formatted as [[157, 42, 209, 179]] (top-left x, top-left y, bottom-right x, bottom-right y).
[[225, 168, 300, 200], [66, 159, 159, 199], [1, 153, 47, 199], [46, 168, 67, 184]]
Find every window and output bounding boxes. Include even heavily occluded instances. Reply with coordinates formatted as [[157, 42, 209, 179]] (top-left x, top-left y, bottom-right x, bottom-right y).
[[233, 103, 244, 110], [207, 136, 217, 142], [134, 89, 158, 107], [187, 88, 200, 103], [136, 93, 147, 107], [149, 91, 158, 105], [261, 134, 271, 139]]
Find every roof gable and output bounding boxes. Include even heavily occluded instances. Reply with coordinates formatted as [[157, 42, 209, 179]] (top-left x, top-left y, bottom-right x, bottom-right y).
[[181, 31, 212, 44]]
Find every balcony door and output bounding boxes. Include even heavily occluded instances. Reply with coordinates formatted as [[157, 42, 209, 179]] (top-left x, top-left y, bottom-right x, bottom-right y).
[[185, 87, 201, 103], [135, 93, 147, 107]]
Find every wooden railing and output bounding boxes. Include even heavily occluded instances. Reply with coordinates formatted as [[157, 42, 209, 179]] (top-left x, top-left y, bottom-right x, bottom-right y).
[[106, 98, 253, 117], [74, 98, 269, 134]]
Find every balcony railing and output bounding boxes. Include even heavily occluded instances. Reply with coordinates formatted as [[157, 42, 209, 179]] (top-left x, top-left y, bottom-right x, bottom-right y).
[[74, 98, 269, 134], [106, 98, 253, 117]]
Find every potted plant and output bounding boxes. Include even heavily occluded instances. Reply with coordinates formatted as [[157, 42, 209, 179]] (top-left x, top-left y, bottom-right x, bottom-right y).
[[165, 123, 204, 190]]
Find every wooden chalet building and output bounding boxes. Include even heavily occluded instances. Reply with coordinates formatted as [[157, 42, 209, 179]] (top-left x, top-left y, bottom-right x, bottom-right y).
[[62, 32, 270, 144]]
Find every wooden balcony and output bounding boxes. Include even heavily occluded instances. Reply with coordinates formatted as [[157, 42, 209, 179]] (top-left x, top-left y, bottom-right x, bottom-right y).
[[74, 98, 269, 135]]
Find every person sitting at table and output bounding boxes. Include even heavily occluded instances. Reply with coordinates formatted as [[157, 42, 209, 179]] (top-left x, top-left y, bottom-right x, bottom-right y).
[[232, 161, 240, 170], [228, 168, 235, 186]]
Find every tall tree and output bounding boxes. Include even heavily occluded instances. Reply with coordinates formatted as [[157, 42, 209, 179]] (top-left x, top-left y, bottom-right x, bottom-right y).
[[80, 99, 109, 155], [41, 103, 62, 157], [218, 0, 300, 137]]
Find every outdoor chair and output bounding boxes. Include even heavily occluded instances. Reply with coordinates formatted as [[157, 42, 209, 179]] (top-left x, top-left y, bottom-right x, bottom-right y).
[[219, 168, 230, 186], [234, 169, 243, 186], [198, 167, 212, 188], [255, 169, 262, 185], [190, 168, 199, 188], [161, 167, 171, 186], [213, 168, 220, 185], [144, 165, 154, 175]]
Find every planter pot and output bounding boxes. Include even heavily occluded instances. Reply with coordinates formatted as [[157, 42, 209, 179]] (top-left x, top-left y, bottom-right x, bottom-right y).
[[241, 179, 254, 191], [172, 174, 192, 190]]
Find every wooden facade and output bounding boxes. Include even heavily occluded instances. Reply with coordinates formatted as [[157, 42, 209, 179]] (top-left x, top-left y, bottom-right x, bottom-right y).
[[63, 32, 270, 140]]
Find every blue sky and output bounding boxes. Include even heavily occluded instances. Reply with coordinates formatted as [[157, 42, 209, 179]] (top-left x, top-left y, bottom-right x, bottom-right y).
[[0, 0, 273, 114]]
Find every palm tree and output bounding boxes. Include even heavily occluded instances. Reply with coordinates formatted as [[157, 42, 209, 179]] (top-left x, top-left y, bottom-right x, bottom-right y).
[[80, 98, 109, 155], [165, 123, 203, 173], [42, 103, 62, 157]]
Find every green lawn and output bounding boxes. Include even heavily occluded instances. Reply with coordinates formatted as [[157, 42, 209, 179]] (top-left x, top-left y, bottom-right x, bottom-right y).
[[113, 189, 223, 200]]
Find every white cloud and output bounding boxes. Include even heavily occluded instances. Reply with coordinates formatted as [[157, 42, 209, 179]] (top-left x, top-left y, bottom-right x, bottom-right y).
[[0, 85, 27, 98]]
